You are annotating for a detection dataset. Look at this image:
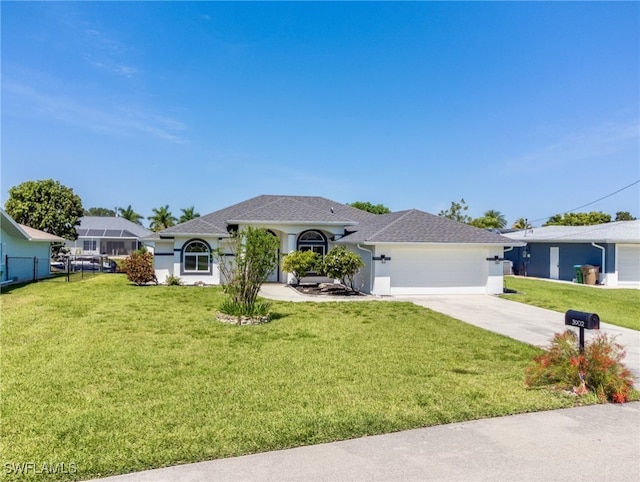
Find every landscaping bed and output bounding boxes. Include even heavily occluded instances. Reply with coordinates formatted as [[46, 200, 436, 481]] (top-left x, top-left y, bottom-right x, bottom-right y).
[[293, 282, 364, 296]]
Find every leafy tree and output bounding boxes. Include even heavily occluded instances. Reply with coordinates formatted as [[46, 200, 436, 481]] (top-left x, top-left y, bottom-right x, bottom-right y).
[[121, 248, 157, 286], [4, 179, 83, 240], [322, 246, 365, 291], [118, 205, 144, 225], [438, 198, 471, 224], [179, 206, 201, 223], [84, 207, 116, 217], [615, 211, 636, 221], [215, 227, 279, 317], [512, 218, 533, 230], [544, 211, 612, 226], [282, 250, 321, 284], [470, 209, 507, 229], [347, 201, 391, 214], [148, 205, 177, 232]]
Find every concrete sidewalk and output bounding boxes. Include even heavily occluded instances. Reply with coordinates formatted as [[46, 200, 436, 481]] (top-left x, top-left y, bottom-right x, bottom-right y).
[[94, 402, 640, 482]]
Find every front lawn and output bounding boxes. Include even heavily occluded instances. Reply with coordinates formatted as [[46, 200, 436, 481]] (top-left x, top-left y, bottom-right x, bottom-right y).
[[1, 275, 585, 481], [502, 276, 640, 331]]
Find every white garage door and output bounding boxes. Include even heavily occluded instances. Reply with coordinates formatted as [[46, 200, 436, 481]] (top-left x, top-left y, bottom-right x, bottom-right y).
[[389, 246, 488, 295], [618, 245, 640, 285]]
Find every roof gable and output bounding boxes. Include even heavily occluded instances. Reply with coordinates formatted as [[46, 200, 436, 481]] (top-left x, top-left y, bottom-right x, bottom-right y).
[[339, 209, 518, 244], [159, 195, 376, 236], [1, 209, 65, 242]]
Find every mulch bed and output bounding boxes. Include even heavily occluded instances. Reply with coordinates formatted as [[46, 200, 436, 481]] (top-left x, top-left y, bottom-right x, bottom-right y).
[[293, 282, 364, 297]]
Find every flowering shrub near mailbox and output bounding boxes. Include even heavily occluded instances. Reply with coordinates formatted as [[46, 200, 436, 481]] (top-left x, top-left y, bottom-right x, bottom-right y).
[[525, 330, 634, 403]]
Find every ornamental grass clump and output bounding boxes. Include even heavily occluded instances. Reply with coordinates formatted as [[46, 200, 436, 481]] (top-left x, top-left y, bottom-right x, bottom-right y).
[[525, 329, 634, 403]]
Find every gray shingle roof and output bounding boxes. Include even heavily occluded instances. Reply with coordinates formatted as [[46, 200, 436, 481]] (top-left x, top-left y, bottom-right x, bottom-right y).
[[158, 195, 376, 236], [78, 217, 152, 238], [156, 196, 517, 245], [337, 209, 518, 244], [504, 220, 640, 244]]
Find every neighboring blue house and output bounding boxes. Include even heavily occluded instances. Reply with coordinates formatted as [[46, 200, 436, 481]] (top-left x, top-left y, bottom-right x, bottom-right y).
[[503, 221, 640, 288], [1, 209, 65, 284]]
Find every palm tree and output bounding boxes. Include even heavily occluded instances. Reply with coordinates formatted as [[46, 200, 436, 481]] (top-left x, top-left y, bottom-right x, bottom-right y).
[[512, 218, 532, 230], [148, 205, 177, 232], [117, 205, 143, 225], [482, 210, 507, 229], [179, 206, 200, 223]]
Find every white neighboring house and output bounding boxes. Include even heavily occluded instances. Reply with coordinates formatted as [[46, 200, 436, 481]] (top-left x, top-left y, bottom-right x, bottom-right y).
[[0, 209, 65, 284], [65, 216, 153, 256], [145, 195, 522, 295]]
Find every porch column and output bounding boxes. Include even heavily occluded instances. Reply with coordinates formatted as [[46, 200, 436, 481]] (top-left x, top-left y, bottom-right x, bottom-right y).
[[286, 233, 297, 284]]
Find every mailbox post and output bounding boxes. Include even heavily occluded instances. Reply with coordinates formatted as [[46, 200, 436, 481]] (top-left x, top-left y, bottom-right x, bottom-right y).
[[564, 310, 600, 353]]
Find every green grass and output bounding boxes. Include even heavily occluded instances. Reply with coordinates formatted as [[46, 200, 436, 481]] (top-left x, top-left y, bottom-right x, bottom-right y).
[[502, 276, 640, 331], [0, 275, 599, 481]]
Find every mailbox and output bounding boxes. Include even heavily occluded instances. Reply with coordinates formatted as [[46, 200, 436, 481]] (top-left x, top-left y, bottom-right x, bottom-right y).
[[565, 310, 600, 330]]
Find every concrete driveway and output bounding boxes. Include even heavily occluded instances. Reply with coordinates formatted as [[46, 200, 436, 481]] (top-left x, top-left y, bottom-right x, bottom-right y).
[[394, 294, 640, 381]]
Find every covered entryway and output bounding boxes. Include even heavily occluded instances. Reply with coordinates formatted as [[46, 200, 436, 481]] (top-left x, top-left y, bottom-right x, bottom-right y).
[[617, 244, 640, 286], [388, 246, 488, 295]]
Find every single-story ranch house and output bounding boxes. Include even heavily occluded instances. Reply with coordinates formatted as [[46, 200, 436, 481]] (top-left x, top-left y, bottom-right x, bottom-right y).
[[503, 220, 640, 288], [146, 195, 522, 295], [1, 208, 65, 284], [65, 216, 152, 256]]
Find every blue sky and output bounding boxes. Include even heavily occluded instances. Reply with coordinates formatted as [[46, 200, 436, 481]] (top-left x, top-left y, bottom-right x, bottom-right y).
[[2, 1, 639, 227]]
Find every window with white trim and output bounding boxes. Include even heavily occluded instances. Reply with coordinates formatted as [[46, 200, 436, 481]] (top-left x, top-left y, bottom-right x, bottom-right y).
[[297, 230, 327, 256], [183, 240, 210, 273]]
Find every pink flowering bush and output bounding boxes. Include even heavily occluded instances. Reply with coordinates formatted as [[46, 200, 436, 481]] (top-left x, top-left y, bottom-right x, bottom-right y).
[[525, 329, 634, 403]]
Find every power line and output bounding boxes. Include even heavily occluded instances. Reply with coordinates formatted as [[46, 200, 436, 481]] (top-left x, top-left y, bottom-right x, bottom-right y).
[[529, 179, 640, 224]]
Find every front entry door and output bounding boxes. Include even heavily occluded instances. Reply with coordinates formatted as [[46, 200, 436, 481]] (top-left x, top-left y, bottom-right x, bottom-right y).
[[549, 247, 559, 280]]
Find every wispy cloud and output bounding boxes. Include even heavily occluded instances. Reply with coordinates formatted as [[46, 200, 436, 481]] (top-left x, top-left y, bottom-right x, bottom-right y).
[[4, 81, 187, 143], [504, 119, 640, 174], [60, 9, 139, 79], [84, 55, 140, 78]]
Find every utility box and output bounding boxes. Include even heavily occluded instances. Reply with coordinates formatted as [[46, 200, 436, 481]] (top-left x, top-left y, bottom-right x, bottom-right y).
[[565, 310, 600, 330]]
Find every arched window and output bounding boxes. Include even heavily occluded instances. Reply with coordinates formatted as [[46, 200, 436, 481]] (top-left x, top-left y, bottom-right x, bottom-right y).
[[297, 230, 327, 256], [183, 240, 211, 273]]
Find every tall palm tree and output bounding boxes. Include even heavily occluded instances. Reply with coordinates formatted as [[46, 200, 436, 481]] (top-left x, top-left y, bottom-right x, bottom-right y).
[[179, 206, 200, 223], [483, 210, 507, 229], [117, 205, 143, 225], [148, 205, 177, 232]]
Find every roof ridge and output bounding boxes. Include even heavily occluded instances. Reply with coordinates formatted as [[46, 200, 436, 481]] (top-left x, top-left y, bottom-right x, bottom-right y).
[[363, 209, 415, 241]]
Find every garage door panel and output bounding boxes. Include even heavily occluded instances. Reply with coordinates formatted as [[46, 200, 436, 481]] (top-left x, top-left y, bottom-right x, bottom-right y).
[[390, 247, 486, 288], [618, 245, 640, 284]]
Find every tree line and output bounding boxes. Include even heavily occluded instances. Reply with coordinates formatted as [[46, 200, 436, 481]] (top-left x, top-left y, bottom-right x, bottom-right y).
[[435, 198, 635, 229], [4, 180, 637, 241], [351, 198, 636, 229]]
